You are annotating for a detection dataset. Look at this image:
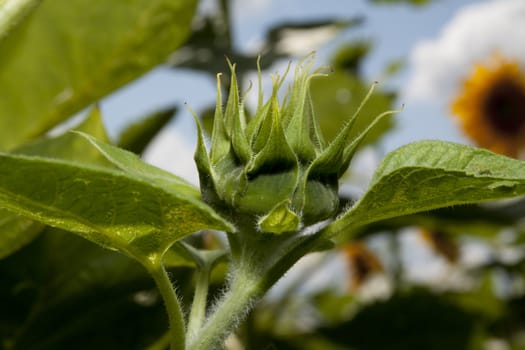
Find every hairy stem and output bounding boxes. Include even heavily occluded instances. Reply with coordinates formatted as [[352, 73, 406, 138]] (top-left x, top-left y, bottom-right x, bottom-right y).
[[186, 264, 211, 344], [188, 224, 331, 349], [148, 263, 186, 350], [188, 266, 262, 350]]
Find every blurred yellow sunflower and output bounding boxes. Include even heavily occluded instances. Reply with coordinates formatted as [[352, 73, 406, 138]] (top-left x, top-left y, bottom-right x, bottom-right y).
[[451, 58, 525, 158], [342, 242, 383, 290], [420, 229, 459, 263]]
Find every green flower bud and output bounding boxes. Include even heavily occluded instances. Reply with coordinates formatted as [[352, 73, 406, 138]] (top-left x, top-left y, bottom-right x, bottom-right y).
[[194, 54, 393, 234]]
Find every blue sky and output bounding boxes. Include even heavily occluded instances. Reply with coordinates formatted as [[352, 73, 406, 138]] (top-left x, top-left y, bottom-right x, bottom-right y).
[[99, 0, 523, 183]]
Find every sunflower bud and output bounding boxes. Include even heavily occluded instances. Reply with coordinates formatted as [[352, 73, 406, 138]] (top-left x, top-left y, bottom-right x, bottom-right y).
[[194, 55, 390, 234]]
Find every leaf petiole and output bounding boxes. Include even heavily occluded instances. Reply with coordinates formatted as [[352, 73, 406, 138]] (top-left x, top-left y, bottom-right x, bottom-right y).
[[183, 243, 228, 344], [147, 262, 186, 350], [186, 262, 211, 343]]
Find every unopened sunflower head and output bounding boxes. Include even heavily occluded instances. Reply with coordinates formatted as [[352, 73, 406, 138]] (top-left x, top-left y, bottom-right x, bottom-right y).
[[194, 55, 393, 234]]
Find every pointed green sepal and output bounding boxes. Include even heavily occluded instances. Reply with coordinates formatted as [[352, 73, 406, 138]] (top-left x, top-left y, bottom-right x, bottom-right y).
[[307, 114, 358, 178], [190, 109, 221, 203], [246, 97, 272, 147], [247, 97, 297, 176], [210, 73, 230, 164], [215, 159, 248, 207], [338, 109, 399, 177], [223, 62, 252, 164], [245, 58, 269, 143], [224, 61, 240, 132], [248, 68, 291, 152], [308, 83, 377, 178], [249, 95, 275, 155], [256, 56, 264, 110], [285, 75, 320, 163], [231, 107, 252, 165], [305, 88, 326, 151], [281, 54, 316, 126], [257, 200, 301, 234]]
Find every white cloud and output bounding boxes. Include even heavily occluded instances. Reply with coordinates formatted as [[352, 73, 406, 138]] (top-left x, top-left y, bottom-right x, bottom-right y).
[[274, 25, 341, 56], [404, 0, 525, 103]]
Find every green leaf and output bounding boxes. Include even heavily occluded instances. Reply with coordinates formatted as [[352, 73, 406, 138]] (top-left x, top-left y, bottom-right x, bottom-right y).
[[0, 0, 42, 40], [75, 131, 200, 199], [257, 200, 301, 234], [0, 109, 111, 259], [331, 41, 371, 73], [0, 153, 234, 265], [0, 228, 168, 350], [0, 0, 197, 150], [326, 141, 525, 238]]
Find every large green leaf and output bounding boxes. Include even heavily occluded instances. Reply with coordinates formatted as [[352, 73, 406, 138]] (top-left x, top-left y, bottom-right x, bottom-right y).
[[0, 153, 234, 265], [0, 228, 167, 350], [0, 0, 197, 150], [0, 0, 42, 40], [326, 141, 525, 238], [0, 108, 111, 259], [76, 131, 199, 199]]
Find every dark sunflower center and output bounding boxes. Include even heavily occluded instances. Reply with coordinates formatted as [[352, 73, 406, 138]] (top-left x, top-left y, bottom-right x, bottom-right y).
[[482, 77, 525, 135]]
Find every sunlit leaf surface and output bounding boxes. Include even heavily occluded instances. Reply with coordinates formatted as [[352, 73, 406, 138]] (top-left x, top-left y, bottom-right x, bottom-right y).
[[0, 109, 111, 259], [328, 141, 525, 238], [0, 0, 197, 150], [0, 152, 234, 263]]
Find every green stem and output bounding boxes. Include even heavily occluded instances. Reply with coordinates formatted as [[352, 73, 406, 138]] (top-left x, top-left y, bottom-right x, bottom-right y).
[[0, 0, 43, 40], [188, 267, 262, 350], [148, 263, 186, 350], [186, 264, 211, 344], [188, 227, 330, 349]]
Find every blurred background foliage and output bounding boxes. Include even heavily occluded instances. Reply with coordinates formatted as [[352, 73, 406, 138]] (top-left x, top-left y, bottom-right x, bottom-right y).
[[2, 0, 525, 349]]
